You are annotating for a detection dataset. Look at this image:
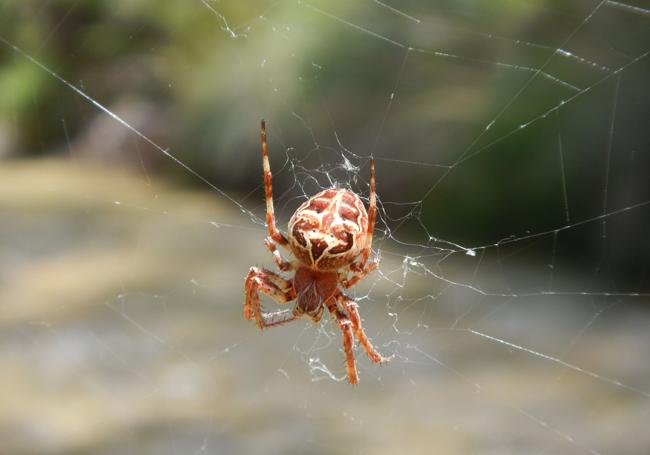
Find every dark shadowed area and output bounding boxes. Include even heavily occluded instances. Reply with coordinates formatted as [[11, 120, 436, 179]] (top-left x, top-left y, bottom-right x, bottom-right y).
[[1, 1, 649, 454]]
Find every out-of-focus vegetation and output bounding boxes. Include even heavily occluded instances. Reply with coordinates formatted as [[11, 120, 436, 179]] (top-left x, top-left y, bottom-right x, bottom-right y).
[[0, 0, 648, 284]]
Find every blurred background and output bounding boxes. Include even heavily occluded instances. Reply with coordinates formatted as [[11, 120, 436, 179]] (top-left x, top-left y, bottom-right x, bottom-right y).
[[1, 1, 649, 454]]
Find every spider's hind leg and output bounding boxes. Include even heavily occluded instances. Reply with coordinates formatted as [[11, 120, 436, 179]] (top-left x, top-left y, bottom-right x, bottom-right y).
[[261, 120, 289, 247], [264, 237, 297, 271]]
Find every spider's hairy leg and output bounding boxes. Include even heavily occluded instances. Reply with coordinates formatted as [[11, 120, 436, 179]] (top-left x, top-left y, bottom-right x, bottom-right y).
[[245, 267, 297, 329], [338, 293, 393, 364], [261, 120, 289, 247], [367, 158, 376, 250], [357, 158, 377, 268], [325, 298, 358, 385], [264, 237, 297, 271], [342, 158, 378, 288], [342, 260, 378, 289]]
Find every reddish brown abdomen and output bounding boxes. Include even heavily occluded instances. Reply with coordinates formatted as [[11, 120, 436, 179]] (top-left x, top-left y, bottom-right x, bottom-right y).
[[288, 188, 368, 270]]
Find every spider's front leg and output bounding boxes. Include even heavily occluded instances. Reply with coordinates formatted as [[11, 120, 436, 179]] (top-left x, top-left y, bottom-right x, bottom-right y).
[[337, 293, 393, 364], [324, 298, 359, 385], [245, 267, 297, 329]]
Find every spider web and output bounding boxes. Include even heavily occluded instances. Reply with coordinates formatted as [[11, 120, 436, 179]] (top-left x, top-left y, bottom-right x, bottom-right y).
[[1, 1, 649, 454]]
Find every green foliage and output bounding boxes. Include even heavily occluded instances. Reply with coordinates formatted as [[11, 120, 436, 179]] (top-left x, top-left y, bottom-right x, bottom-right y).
[[0, 0, 647, 254]]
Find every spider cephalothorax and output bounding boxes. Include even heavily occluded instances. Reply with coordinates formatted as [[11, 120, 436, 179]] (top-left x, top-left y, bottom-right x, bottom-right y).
[[244, 120, 392, 384]]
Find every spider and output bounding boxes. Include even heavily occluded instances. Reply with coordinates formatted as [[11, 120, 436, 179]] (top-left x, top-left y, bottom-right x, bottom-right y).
[[244, 120, 393, 384]]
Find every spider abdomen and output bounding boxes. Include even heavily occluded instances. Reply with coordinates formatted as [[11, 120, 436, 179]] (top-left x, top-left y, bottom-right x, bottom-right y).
[[288, 188, 368, 270]]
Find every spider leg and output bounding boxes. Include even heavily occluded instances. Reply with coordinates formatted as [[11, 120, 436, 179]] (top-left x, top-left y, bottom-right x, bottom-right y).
[[366, 158, 376, 252], [338, 293, 393, 364], [264, 237, 297, 271], [343, 158, 378, 287], [342, 260, 378, 289], [261, 120, 289, 247], [324, 298, 359, 385], [356, 159, 377, 267], [245, 267, 297, 329]]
